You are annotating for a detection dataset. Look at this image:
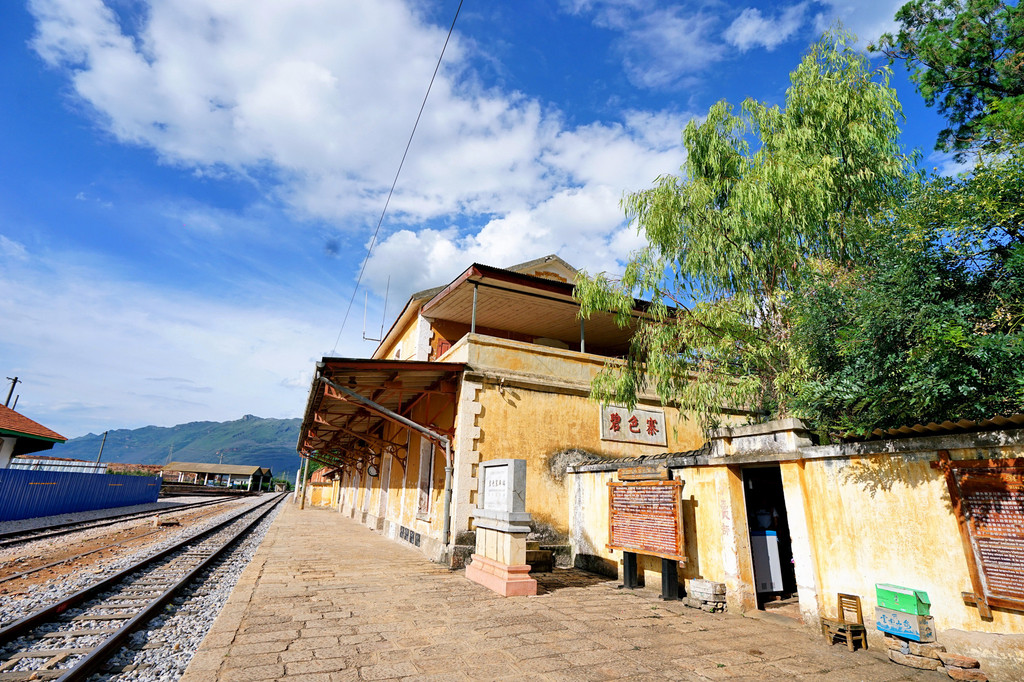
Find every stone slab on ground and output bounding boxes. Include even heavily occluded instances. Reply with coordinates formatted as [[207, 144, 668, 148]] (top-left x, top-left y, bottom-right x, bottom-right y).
[[939, 652, 980, 669], [180, 504, 940, 681]]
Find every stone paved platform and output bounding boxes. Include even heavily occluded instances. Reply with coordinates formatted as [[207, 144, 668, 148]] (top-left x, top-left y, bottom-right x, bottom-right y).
[[180, 503, 936, 681]]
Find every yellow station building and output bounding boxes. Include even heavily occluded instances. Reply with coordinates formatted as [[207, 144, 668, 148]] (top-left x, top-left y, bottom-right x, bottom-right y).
[[297, 255, 1024, 679]]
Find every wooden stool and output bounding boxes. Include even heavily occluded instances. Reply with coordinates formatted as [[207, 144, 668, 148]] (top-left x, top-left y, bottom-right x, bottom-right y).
[[821, 593, 868, 651]]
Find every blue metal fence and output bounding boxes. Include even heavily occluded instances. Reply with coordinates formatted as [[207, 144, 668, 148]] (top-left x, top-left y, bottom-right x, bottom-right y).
[[0, 468, 162, 522]]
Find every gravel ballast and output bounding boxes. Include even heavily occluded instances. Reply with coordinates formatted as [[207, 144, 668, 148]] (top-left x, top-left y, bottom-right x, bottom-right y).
[[0, 495, 271, 630], [92, 498, 285, 681]]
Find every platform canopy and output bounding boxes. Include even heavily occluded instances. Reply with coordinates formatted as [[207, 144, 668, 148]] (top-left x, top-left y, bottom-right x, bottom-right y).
[[419, 263, 644, 355], [297, 359, 464, 472]]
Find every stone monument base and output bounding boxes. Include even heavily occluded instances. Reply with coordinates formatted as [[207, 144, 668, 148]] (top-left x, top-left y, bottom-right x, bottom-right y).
[[465, 554, 537, 597]]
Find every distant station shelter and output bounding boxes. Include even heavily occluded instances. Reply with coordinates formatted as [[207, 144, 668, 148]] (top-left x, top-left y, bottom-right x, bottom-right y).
[[0, 405, 67, 468], [163, 462, 272, 491]]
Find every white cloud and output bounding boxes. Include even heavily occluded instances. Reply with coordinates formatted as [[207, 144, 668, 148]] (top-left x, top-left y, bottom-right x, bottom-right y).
[[613, 7, 727, 88], [926, 150, 974, 178], [362, 111, 692, 300], [0, 246, 332, 437], [812, 1, 904, 46], [26, 0, 698, 303], [0, 235, 29, 260], [27, 0, 565, 227], [568, 1, 906, 84], [725, 4, 808, 52]]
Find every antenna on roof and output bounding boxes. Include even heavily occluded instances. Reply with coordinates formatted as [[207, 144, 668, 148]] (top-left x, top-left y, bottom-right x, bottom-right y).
[[362, 276, 390, 342]]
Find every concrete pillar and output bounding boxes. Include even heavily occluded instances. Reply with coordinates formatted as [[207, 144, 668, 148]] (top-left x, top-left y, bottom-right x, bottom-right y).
[[299, 456, 310, 509], [718, 466, 757, 613], [781, 461, 821, 623], [0, 437, 15, 468]]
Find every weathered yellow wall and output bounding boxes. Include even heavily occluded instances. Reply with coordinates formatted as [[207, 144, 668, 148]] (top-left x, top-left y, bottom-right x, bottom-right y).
[[569, 445, 1024, 635], [568, 465, 742, 593], [379, 315, 422, 360], [799, 450, 1024, 636], [334, 397, 455, 546], [308, 483, 332, 507], [463, 334, 748, 545], [676, 466, 728, 584], [475, 384, 702, 536]]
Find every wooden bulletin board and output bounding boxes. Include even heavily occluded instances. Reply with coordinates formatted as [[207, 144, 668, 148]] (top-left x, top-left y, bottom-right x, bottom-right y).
[[607, 479, 686, 562], [934, 451, 1024, 618]]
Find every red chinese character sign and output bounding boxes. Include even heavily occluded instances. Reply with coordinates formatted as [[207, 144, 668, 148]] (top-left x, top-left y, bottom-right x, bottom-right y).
[[600, 406, 667, 446]]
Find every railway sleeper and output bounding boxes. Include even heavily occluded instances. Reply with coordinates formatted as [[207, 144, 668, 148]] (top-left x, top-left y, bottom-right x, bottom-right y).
[[103, 596, 155, 602], [0, 648, 92, 677], [41, 628, 119, 638], [0, 670, 64, 681]]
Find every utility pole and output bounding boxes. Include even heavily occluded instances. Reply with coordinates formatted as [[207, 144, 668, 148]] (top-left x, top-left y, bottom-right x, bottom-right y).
[[95, 431, 108, 463], [4, 377, 20, 407], [10, 396, 17, 410]]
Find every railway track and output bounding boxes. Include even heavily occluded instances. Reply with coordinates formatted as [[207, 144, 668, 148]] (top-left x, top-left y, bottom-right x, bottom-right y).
[[0, 493, 286, 681], [0, 497, 237, 551], [0, 495, 250, 588]]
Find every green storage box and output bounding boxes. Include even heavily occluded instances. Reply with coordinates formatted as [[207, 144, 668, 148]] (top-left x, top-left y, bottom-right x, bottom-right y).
[[876, 583, 931, 616]]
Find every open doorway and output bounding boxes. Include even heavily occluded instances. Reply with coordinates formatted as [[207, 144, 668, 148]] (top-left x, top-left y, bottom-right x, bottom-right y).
[[742, 466, 798, 611]]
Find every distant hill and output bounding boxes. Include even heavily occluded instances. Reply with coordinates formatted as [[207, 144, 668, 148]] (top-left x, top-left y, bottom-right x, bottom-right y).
[[47, 415, 303, 480]]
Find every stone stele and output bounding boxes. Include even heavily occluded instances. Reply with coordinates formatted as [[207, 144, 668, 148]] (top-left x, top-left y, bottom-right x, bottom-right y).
[[465, 458, 537, 596]]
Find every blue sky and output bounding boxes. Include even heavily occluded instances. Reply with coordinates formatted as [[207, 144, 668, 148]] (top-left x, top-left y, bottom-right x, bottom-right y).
[[2, 0, 955, 438]]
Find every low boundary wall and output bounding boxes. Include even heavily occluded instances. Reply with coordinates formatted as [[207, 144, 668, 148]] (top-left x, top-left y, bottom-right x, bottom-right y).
[[0, 468, 162, 522]]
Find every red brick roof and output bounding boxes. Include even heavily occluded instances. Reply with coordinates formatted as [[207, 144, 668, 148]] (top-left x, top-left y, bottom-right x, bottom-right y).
[[0, 405, 67, 442]]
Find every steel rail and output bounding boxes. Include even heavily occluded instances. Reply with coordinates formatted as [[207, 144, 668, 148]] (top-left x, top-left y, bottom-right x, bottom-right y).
[[0, 497, 236, 550], [0, 528, 163, 586], [54, 493, 287, 681], [0, 494, 251, 586], [0, 494, 284, 653]]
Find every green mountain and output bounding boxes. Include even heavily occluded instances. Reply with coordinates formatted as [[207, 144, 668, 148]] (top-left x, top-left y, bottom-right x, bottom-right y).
[[48, 415, 303, 481]]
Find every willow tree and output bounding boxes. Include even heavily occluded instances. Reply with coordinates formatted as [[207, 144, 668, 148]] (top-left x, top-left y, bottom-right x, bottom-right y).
[[575, 32, 914, 428]]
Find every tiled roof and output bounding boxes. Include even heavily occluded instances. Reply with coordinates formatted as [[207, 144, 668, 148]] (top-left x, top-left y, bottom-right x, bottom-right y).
[[310, 467, 340, 483], [164, 462, 271, 476], [568, 444, 712, 473], [0, 405, 67, 442], [12, 454, 89, 463], [843, 413, 1024, 442]]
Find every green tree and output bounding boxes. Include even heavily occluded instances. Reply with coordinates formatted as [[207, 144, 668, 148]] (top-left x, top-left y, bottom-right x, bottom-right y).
[[872, 0, 1024, 156], [575, 32, 913, 429], [791, 149, 1024, 434]]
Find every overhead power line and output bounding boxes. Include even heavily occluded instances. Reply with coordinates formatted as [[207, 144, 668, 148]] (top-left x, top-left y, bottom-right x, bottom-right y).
[[331, 0, 465, 355]]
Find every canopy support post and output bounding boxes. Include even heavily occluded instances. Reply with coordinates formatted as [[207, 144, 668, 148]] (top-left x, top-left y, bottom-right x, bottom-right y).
[[471, 283, 478, 334]]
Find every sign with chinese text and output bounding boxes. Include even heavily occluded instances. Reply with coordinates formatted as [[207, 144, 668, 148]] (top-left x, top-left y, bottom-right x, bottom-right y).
[[482, 462, 510, 512], [600, 405, 667, 446], [607, 480, 685, 562], [618, 465, 670, 481], [875, 606, 935, 642]]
